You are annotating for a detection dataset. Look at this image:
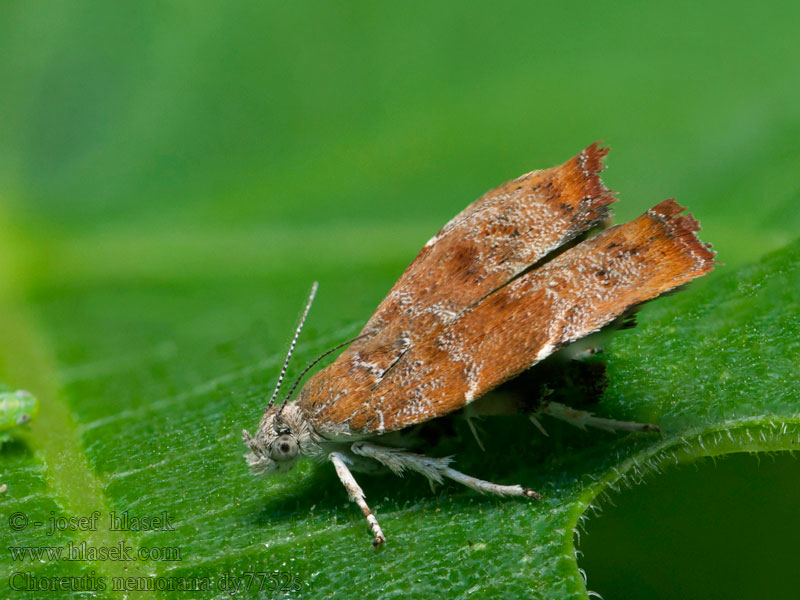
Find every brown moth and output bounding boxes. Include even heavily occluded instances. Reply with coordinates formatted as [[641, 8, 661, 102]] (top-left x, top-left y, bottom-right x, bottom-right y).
[[243, 143, 715, 546]]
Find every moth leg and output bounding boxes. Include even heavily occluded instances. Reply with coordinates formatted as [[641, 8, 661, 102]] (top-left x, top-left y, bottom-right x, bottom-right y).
[[329, 452, 386, 547], [528, 414, 550, 437], [352, 442, 541, 500], [465, 415, 486, 451], [440, 466, 541, 499], [539, 401, 660, 432]]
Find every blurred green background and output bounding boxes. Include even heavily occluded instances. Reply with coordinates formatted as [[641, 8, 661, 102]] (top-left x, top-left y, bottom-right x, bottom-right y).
[[1, 2, 798, 599]]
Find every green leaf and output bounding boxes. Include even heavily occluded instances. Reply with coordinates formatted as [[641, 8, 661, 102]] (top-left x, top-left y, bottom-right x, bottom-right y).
[[1, 229, 797, 599]]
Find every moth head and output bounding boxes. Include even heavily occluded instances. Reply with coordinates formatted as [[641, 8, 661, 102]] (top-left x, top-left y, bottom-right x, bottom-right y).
[[242, 403, 316, 476]]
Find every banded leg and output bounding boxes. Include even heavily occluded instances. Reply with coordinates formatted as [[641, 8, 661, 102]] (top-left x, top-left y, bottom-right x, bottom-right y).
[[329, 452, 385, 547], [352, 442, 541, 500], [539, 401, 660, 432]]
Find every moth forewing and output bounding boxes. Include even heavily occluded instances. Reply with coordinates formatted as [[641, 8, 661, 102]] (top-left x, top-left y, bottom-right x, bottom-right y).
[[299, 143, 618, 415], [245, 143, 716, 546]]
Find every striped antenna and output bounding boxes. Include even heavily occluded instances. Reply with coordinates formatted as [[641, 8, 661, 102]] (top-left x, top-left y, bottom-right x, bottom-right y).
[[276, 333, 367, 417], [266, 281, 319, 411]]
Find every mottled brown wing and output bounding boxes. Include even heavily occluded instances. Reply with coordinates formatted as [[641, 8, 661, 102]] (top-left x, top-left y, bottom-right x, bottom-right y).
[[300, 144, 615, 403], [300, 199, 714, 435], [362, 143, 615, 338]]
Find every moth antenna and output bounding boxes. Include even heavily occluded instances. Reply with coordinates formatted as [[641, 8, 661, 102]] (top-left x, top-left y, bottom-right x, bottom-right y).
[[276, 333, 367, 417], [266, 281, 319, 412]]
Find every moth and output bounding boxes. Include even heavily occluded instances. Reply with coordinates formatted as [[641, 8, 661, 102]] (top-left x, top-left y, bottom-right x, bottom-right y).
[[243, 143, 715, 546], [0, 387, 38, 444]]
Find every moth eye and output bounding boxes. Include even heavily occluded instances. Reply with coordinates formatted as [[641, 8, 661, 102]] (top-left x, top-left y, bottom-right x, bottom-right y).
[[272, 434, 299, 461]]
